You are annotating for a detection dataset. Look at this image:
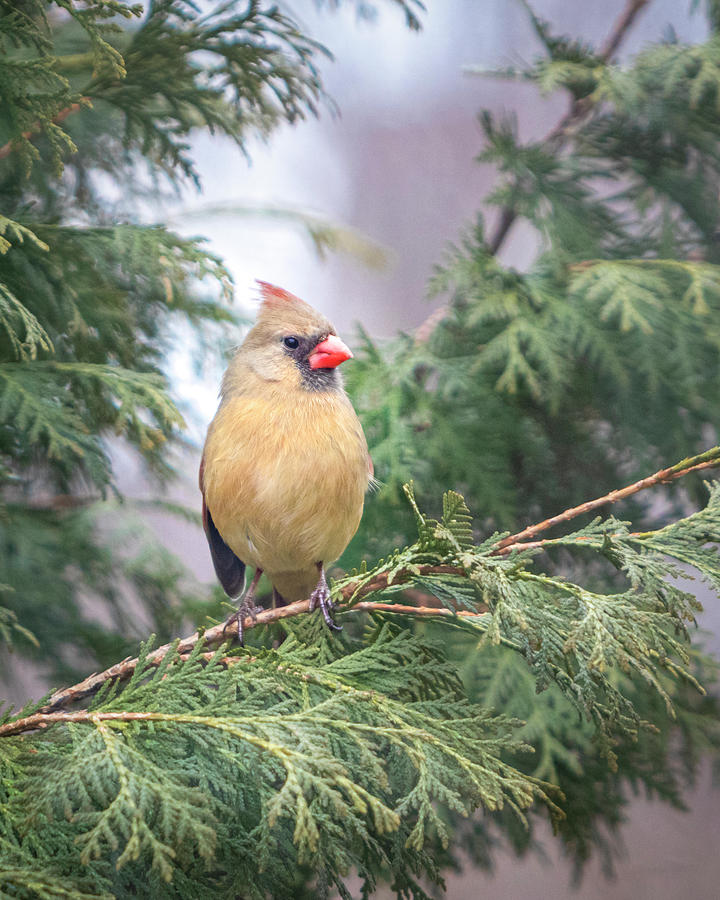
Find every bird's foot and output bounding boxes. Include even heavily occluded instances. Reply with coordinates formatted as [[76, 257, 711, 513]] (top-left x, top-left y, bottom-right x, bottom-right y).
[[223, 597, 262, 645], [223, 568, 263, 645], [308, 566, 342, 632]]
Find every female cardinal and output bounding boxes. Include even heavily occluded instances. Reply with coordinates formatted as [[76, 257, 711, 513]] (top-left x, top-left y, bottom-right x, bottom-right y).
[[200, 281, 371, 640]]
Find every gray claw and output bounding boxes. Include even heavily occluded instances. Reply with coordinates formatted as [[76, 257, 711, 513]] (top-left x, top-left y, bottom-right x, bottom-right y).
[[223, 599, 262, 645], [309, 569, 342, 632]]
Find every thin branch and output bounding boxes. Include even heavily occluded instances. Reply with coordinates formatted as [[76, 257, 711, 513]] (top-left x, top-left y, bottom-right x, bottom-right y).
[[24, 494, 100, 511], [598, 0, 651, 60], [36, 564, 465, 714], [351, 602, 486, 618], [1, 608, 496, 738], [415, 0, 652, 340], [0, 710, 168, 739], [493, 448, 720, 552], [0, 100, 88, 162]]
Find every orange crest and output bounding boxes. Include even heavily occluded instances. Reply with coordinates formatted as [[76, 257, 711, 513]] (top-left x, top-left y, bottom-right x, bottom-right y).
[[256, 280, 301, 308], [253, 279, 334, 338]]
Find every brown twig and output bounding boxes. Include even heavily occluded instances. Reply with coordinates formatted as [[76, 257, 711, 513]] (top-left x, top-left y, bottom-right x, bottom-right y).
[[415, 0, 652, 340], [0, 99, 88, 162], [0, 603, 492, 738], [34, 564, 466, 715], [488, 0, 651, 254], [598, 0, 651, 60], [493, 451, 720, 552], [352, 602, 487, 619], [0, 710, 171, 739]]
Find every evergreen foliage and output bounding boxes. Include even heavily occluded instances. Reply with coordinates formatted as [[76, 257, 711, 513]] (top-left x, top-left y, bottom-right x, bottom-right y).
[[1, 2, 720, 898], [0, 626, 555, 897]]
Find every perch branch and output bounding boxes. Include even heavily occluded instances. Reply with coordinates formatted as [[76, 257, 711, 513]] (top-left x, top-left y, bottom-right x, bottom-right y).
[[34, 564, 466, 715], [0, 609, 495, 738]]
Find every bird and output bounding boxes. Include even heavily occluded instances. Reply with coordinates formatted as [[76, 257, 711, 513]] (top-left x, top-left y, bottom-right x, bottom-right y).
[[199, 281, 372, 641]]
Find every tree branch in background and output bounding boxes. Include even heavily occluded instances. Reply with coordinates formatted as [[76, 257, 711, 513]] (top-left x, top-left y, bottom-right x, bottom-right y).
[[30, 445, 719, 719], [415, 0, 652, 340], [0, 100, 89, 162], [489, 0, 651, 255], [598, 0, 652, 60]]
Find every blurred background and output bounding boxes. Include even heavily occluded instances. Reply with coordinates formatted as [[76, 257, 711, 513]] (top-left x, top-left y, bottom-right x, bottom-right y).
[[1, 1, 719, 897]]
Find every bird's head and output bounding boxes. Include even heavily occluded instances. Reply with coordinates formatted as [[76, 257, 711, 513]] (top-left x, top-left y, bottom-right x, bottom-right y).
[[231, 281, 354, 391]]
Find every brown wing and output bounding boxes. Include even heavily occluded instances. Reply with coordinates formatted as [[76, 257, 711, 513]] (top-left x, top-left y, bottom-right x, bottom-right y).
[[199, 455, 246, 599]]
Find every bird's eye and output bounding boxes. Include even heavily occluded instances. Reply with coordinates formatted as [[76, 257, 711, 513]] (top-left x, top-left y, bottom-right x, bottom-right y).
[[283, 336, 299, 349]]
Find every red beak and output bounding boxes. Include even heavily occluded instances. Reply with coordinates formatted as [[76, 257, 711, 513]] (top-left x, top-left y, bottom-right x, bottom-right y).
[[308, 334, 353, 370]]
